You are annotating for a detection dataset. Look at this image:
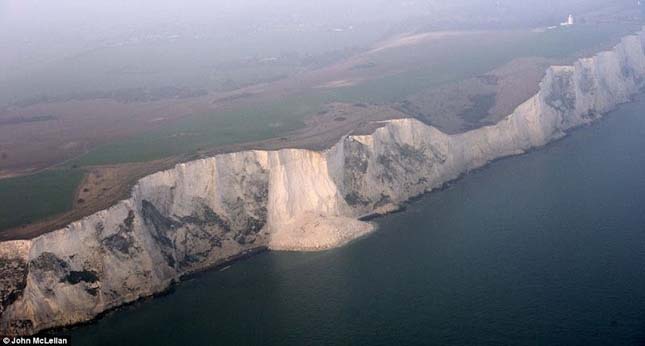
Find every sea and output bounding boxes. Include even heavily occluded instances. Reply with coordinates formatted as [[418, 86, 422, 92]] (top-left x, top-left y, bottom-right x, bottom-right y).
[[69, 96, 645, 345]]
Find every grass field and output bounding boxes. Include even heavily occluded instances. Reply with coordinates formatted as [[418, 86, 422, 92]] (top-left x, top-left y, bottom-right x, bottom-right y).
[[73, 23, 638, 166], [0, 23, 638, 233], [0, 168, 84, 232]]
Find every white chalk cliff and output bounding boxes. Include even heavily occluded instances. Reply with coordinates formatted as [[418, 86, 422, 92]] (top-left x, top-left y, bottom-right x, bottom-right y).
[[2, 30, 645, 335]]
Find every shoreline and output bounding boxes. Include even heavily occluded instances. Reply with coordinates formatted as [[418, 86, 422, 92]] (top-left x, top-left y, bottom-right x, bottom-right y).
[[7, 100, 639, 337], [3, 28, 645, 336], [36, 246, 268, 337], [10, 92, 643, 336], [39, 95, 640, 336]]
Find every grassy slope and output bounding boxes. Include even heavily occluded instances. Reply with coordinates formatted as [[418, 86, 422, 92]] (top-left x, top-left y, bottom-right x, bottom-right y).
[[0, 168, 84, 231], [0, 23, 637, 234]]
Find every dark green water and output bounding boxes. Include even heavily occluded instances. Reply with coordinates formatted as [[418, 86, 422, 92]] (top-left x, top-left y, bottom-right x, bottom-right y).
[[69, 97, 645, 345]]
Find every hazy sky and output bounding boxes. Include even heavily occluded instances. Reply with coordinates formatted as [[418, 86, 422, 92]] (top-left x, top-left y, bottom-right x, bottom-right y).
[[0, 0, 432, 80], [0, 0, 633, 105], [0, 0, 630, 66], [1, 0, 622, 42]]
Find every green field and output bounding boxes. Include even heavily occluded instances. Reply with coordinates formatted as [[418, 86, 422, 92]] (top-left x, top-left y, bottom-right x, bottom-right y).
[[73, 23, 638, 166], [0, 168, 84, 232], [0, 23, 638, 233]]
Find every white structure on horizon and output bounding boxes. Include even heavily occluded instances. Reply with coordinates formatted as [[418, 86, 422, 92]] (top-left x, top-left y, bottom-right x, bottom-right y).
[[561, 14, 574, 26]]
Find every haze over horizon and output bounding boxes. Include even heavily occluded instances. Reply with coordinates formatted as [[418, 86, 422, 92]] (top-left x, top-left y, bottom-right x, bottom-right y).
[[0, 0, 631, 105], [2, 1, 645, 345]]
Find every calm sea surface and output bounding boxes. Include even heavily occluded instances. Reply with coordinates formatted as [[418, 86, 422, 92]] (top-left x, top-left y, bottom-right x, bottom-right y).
[[69, 97, 645, 345]]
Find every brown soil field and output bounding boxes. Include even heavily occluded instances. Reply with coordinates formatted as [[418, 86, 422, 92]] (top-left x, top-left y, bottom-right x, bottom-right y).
[[399, 57, 555, 133]]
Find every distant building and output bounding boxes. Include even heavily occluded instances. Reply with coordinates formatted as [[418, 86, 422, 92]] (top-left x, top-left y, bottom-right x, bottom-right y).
[[560, 14, 574, 26]]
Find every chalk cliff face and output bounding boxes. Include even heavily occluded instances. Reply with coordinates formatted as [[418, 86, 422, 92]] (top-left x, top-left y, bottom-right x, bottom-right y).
[[2, 30, 645, 335]]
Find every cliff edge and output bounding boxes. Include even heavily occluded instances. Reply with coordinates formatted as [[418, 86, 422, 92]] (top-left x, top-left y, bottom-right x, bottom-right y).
[[2, 29, 645, 335]]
